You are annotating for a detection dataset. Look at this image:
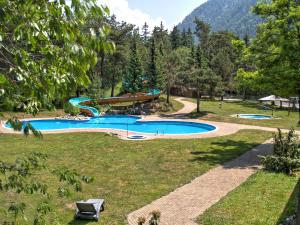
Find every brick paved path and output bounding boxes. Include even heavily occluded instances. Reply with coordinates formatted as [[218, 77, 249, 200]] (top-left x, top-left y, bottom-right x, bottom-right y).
[[127, 140, 273, 225]]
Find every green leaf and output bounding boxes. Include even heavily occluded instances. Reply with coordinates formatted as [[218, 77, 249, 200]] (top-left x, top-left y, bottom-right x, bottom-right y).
[[0, 73, 7, 84]]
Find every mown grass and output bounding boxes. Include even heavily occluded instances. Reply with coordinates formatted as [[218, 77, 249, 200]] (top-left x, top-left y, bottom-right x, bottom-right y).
[[186, 99, 299, 130], [199, 171, 299, 225], [0, 130, 271, 225]]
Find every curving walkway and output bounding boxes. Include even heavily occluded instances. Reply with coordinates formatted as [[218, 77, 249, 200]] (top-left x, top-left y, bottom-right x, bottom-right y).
[[127, 140, 273, 225], [163, 97, 197, 118]]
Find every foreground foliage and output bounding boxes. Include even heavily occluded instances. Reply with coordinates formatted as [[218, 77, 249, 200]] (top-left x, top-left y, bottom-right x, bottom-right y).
[[0, 0, 114, 114], [0, 152, 93, 224], [250, 0, 300, 96], [261, 129, 300, 174]]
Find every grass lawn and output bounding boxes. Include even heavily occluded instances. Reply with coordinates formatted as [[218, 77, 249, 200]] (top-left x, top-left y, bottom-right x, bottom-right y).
[[0, 130, 271, 225], [186, 98, 300, 130], [199, 171, 299, 225]]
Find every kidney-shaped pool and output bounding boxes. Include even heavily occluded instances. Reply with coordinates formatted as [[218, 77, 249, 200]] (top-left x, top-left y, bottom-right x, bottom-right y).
[[5, 115, 217, 135]]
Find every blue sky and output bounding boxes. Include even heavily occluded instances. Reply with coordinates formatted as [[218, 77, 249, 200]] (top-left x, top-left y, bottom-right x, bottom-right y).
[[99, 0, 208, 30]]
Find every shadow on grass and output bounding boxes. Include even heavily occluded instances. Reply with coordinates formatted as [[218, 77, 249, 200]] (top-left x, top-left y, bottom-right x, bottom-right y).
[[190, 140, 272, 170], [188, 111, 215, 119], [276, 178, 300, 225], [68, 219, 98, 225]]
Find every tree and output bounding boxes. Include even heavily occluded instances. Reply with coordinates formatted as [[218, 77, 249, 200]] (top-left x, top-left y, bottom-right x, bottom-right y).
[[191, 46, 207, 113], [250, 0, 300, 97], [181, 29, 187, 47], [147, 38, 163, 89], [141, 22, 150, 43], [186, 28, 194, 48], [194, 18, 211, 52], [170, 26, 181, 50], [0, 1, 112, 222], [0, 0, 114, 115], [123, 34, 143, 93], [234, 69, 260, 100], [211, 49, 234, 93], [103, 17, 134, 97], [162, 50, 182, 104]]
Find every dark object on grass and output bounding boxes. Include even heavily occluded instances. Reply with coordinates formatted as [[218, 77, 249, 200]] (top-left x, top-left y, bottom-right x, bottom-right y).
[[75, 199, 105, 221]]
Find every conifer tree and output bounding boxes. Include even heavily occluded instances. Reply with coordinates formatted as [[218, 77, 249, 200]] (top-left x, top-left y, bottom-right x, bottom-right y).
[[141, 22, 150, 43], [147, 38, 163, 89], [170, 26, 181, 50], [186, 28, 194, 48], [123, 35, 143, 93], [181, 29, 187, 46]]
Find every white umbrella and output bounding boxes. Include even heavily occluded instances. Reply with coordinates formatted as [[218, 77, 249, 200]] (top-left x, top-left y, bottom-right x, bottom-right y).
[[259, 95, 289, 101]]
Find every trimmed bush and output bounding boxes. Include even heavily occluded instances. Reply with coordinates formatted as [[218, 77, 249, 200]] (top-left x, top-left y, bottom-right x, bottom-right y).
[[260, 128, 300, 174]]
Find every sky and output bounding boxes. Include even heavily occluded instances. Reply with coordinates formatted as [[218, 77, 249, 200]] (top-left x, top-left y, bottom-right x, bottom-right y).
[[99, 0, 208, 30]]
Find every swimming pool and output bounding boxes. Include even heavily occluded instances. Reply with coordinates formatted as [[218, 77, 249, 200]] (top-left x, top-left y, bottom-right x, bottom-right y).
[[4, 115, 217, 135], [237, 114, 272, 119]]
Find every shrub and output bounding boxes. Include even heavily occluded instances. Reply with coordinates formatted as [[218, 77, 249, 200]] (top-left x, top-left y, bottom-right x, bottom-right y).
[[137, 217, 146, 225], [260, 128, 300, 174], [149, 210, 161, 225], [63, 102, 80, 116]]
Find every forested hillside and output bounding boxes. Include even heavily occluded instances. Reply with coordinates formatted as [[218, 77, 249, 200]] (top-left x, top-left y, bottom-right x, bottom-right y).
[[178, 0, 262, 37]]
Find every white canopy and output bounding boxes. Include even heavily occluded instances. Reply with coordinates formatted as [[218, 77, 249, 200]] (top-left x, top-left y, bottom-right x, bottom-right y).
[[259, 95, 289, 101]]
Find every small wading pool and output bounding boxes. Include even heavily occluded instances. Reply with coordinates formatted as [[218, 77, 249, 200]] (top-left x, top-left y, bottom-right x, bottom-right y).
[[4, 115, 217, 135], [127, 135, 147, 140], [235, 114, 273, 119]]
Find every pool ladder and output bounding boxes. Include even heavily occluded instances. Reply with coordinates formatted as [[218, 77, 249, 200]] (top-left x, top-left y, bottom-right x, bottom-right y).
[[156, 129, 165, 136]]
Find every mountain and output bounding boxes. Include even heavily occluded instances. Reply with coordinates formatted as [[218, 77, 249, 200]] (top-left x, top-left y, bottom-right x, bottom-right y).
[[177, 0, 262, 38]]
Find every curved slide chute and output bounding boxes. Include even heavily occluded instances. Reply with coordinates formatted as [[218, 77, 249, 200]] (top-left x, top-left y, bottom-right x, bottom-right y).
[[69, 89, 161, 117]]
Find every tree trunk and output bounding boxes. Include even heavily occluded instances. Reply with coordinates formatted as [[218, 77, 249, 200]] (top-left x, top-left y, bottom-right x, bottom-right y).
[[298, 89, 300, 125], [296, 179, 300, 225], [210, 86, 213, 100], [76, 89, 80, 97], [197, 79, 200, 113], [100, 51, 105, 78], [111, 84, 115, 97], [167, 76, 171, 104], [111, 74, 115, 97], [243, 87, 247, 101]]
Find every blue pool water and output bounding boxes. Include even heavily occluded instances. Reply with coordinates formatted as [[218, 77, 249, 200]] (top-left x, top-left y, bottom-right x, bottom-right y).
[[5, 115, 216, 135], [238, 114, 272, 119]]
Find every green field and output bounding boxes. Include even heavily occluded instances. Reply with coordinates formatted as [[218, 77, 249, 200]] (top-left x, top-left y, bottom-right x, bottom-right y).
[[0, 130, 271, 225], [186, 99, 299, 130], [199, 171, 299, 225]]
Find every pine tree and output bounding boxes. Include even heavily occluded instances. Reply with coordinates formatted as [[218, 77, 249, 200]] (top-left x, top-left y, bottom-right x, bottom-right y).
[[194, 18, 211, 52], [123, 35, 143, 93], [141, 22, 150, 43], [181, 29, 187, 46], [170, 26, 181, 50], [243, 34, 250, 47], [147, 38, 162, 89], [186, 28, 194, 48]]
